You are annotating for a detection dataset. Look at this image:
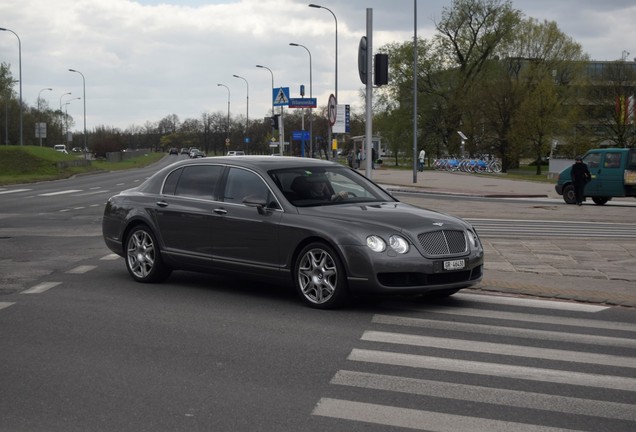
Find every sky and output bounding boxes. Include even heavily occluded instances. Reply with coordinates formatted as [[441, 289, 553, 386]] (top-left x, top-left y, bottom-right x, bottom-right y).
[[1, 0, 635, 132]]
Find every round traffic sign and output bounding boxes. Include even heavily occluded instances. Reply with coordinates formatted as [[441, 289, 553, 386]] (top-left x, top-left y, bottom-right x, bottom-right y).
[[328, 94, 337, 126]]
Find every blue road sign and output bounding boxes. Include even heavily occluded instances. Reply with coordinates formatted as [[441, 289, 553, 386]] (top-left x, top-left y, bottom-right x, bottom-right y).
[[288, 98, 317, 108], [292, 130, 310, 141], [273, 87, 290, 106]]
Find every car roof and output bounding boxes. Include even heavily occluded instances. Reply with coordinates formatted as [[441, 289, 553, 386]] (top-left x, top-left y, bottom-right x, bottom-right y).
[[170, 155, 340, 171]]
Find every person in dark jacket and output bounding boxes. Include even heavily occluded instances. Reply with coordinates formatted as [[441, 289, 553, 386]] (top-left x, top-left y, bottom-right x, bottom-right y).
[[571, 156, 591, 206]]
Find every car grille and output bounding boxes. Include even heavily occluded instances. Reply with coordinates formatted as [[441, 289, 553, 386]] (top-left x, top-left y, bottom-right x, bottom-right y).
[[417, 230, 467, 256]]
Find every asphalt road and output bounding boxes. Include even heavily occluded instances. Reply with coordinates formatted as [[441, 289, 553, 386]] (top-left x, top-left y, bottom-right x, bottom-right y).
[[1, 158, 635, 431]]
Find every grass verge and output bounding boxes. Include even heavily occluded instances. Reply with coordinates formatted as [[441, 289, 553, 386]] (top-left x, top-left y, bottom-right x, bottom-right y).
[[0, 146, 165, 186]]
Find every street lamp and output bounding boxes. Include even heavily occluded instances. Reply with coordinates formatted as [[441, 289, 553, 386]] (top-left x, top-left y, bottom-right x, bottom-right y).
[[256, 65, 274, 116], [232, 74, 249, 151], [68, 69, 87, 152], [0, 27, 23, 145], [59, 92, 72, 143], [308, 4, 338, 158], [63, 97, 81, 145], [217, 83, 230, 144], [289, 42, 313, 157], [308, 4, 337, 103], [37, 88, 52, 147]]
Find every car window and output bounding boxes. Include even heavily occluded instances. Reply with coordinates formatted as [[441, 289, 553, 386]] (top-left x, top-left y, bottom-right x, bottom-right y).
[[629, 151, 636, 169], [269, 166, 395, 207], [223, 167, 273, 206], [603, 152, 622, 168], [173, 165, 223, 199], [584, 152, 600, 169], [162, 168, 182, 195]]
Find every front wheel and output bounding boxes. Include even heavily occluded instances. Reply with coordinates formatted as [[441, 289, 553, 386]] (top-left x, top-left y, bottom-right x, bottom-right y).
[[562, 184, 576, 204], [125, 225, 171, 283], [294, 242, 348, 309]]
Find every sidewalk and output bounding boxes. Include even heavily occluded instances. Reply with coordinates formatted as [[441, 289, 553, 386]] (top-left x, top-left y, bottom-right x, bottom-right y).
[[367, 167, 636, 308]]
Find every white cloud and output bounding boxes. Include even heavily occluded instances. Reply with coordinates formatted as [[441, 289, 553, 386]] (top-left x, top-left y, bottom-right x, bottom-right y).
[[1, 0, 633, 131]]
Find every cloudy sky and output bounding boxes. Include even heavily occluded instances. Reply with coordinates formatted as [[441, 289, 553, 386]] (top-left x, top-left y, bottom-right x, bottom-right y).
[[1, 0, 634, 132]]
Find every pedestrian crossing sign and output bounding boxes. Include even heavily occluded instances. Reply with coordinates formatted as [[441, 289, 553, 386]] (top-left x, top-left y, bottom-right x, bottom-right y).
[[273, 87, 290, 106]]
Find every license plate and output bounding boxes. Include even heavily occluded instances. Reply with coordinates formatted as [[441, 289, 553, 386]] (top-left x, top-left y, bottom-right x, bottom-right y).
[[443, 259, 465, 271]]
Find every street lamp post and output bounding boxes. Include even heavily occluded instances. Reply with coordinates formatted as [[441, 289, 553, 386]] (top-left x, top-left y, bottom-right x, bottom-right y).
[[232, 74, 249, 152], [37, 87, 52, 146], [59, 92, 72, 144], [256, 64, 284, 156], [63, 97, 80, 146], [308, 4, 338, 158], [217, 84, 230, 147], [289, 42, 313, 157], [0, 28, 23, 146], [255, 65, 274, 116], [68, 69, 87, 153]]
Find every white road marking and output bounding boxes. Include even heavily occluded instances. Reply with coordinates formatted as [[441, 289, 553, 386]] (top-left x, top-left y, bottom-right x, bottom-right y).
[[361, 330, 635, 368], [331, 370, 636, 421], [21, 282, 61, 294], [372, 314, 636, 349], [100, 254, 120, 261], [38, 190, 82, 196], [455, 292, 609, 312], [0, 302, 15, 311], [66, 265, 97, 274], [313, 398, 575, 432], [421, 305, 636, 332], [0, 188, 32, 195], [348, 349, 636, 392]]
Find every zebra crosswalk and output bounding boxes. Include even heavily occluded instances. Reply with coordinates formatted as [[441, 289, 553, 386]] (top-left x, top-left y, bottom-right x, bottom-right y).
[[312, 293, 636, 431]]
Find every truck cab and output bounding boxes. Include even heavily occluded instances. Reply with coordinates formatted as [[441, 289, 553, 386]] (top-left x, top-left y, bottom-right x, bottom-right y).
[[555, 148, 636, 204]]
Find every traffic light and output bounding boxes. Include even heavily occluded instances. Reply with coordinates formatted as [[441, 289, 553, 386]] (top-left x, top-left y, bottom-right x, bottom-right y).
[[270, 114, 280, 130], [374, 54, 389, 86]]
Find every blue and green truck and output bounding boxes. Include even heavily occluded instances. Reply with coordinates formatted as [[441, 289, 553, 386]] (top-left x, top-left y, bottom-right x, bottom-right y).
[[555, 148, 636, 205]]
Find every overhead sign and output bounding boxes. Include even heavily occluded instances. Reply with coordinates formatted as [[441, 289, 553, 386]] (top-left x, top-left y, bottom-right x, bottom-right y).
[[288, 98, 317, 108], [273, 87, 290, 106]]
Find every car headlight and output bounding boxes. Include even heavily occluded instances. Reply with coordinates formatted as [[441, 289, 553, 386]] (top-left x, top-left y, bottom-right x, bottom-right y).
[[389, 235, 409, 254], [467, 229, 480, 249], [366, 235, 386, 252]]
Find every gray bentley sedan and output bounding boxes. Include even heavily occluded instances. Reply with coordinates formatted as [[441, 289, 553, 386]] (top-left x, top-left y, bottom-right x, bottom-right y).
[[102, 156, 484, 308]]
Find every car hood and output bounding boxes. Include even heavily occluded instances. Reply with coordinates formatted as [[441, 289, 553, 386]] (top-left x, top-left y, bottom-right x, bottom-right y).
[[298, 201, 471, 233]]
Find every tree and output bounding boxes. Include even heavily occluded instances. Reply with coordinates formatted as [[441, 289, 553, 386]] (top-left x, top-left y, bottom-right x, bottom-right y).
[[433, 0, 521, 157], [586, 60, 636, 148]]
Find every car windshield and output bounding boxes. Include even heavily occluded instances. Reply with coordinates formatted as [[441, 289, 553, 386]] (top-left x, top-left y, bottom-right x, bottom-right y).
[[269, 166, 396, 207]]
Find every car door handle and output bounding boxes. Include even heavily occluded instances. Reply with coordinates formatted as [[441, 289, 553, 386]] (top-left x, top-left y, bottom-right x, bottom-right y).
[[213, 208, 228, 215], [156, 200, 169, 207]]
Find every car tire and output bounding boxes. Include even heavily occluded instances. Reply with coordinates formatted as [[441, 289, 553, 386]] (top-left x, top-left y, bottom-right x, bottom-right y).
[[592, 197, 610, 205], [562, 184, 576, 204], [294, 242, 348, 309], [125, 225, 171, 283]]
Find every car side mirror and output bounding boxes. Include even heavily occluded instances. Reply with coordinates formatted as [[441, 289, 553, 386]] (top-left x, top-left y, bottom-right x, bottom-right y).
[[243, 195, 269, 214]]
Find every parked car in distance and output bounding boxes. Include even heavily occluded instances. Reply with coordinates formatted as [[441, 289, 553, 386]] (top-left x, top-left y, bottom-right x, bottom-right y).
[[102, 156, 483, 309], [53, 144, 68, 154], [180, 148, 189, 155], [227, 151, 245, 156], [169, 148, 178, 155], [555, 148, 636, 204], [189, 149, 206, 158]]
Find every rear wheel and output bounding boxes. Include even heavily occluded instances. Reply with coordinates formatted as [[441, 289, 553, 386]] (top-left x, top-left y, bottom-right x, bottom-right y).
[[125, 225, 171, 283], [592, 196, 610, 205], [562, 184, 576, 204], [294, 242, 348, 309]]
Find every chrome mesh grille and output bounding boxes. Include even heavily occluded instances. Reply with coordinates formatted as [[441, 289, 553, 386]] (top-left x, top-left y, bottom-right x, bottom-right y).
[[417, 230, 467, 256]]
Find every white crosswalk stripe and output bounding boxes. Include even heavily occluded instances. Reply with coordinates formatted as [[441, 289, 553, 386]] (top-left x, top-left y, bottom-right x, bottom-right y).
[[313, 295, 636, 431]]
